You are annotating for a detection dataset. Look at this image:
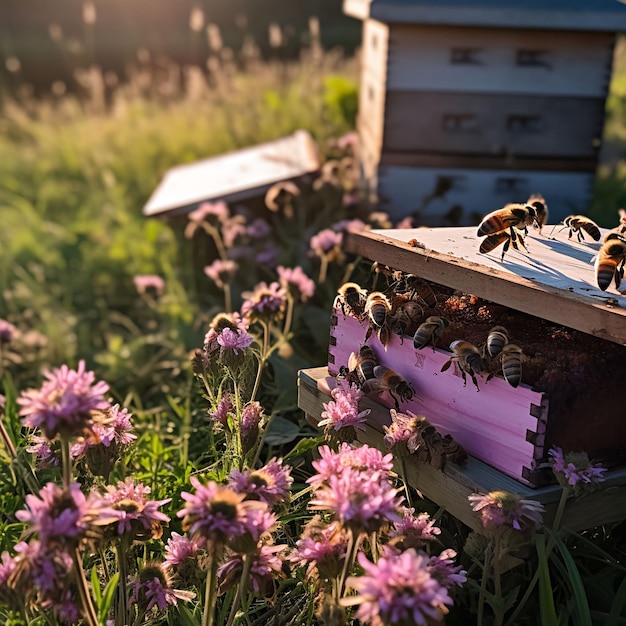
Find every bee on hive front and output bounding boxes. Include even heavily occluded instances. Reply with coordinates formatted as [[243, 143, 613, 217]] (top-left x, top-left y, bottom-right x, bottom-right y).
[[484, 325, 510, 358], [346, 344, 379, 386], [477, 203, 539, 260], [440, 340, 485, 391], [595, 233, 626, 291], [414, 418, 468, 470], [361, 365, 415, 411], [389, 298, 425, 340], [413, 316, 449, 351], [500, 344, 524, 388], [334, 282, 367, 318], [551, 215, 601, 243]]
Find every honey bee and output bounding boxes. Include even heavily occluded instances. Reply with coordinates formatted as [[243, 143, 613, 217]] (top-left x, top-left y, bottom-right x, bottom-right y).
[[346, 345, 379, 386], [389, 299, 425, 340], [403, 274, 438, 309], [500, 344, 523, 388], [413, 316, 449, 351], [335, 282, 367, 318], [477, 203, 539, 260], [440, 340, 485, 391], [485, 325, 510, 358], [595, 233, 626, 291], [550, 215, 601, 243], [527, 194, 548, 234], [361, 365, 415, 410], [365, 291, 391, 327], [414, 418, 468, 470]]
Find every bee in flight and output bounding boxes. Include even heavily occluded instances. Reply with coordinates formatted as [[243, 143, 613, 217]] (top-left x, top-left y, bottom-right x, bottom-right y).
[[595, 233, 626, 291], [477, 203, 539, 260], [550, 215, 601, 243], [334, 282, 367, 319], [440, 340, 485, 391], [361, 365, 415, 411], [413, 316, 449, 351]]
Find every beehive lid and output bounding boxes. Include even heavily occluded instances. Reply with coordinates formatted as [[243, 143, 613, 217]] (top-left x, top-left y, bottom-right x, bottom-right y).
[[344, 226, 626, 345], [344, 0, 626, 31], [143, 130, 320, 217]]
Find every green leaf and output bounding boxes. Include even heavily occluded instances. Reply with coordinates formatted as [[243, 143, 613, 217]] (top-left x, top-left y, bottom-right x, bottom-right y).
[[551, 532, 592, 626], [173, 603, 202, 626], [283, 435, 325, 462], [536, 535, 558, 626], [91, 567, 102, 607], [263, 415, 306, 446], [608, 574, 626, 626], [99, 572, 120, 624]]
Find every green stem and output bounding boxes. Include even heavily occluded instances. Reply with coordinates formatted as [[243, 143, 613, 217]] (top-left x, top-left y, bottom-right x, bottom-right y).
[[477, 542, 492, 626], [225, 554, 254, 626], [338, 529, 360, 599], [60, 436, 72, 489], [224, 284, 232, 314], [72, 546, 99, 626], [504, 487, 571, 626], [317, 254, 329, 285], [398, 457, 413, 509], [282, 296, 294, 339], [250, 321, 270, 403], [202, 547, 219, 626], [117, 539, 129, 626], [204, 223, 229, 262], [493, 535, 504, 626]]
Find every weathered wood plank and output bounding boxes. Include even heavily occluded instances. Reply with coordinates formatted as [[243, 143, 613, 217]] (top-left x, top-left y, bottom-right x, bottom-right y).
[[386, 25, 614, 98], [344, 228, 626, 345], [383, 91, 605, 157], [298, 367, 626, 533]]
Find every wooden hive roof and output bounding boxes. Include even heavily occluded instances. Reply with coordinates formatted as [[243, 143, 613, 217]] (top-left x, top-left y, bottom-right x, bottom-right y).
[[344, 0, 626, 31]]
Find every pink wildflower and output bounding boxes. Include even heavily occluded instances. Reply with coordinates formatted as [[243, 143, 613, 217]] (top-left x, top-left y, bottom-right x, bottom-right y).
[[342, 549, 453, 626], [188, 201, 229, 225], [0, 551, 16, 585], [177, 477, 268, 544], [228, 458, 293, 507], [241, 401, 264, 452], [209, 393, 234, 428], [318, 381, 370, 435], [216, 327, 254, 355], [18, 360, 110, 440], [241, 281, 287, 321], [383, 410, 422, 454], [468, 490, 544, 532], [164, 532, 201, 568], [133, 275, 165, 295], [26, 435, 59, 468], [16, 482, 90, 543], [204, 259, 238, 287], [308, 467, 403, 533], [0, 319, 16, 344], [427, 549, 467, 590], [289, 519, 348, 580], [387, 507, 441, 551], [309, 228, 342, 254], [307, 443, 394, 489], [131, 563, 196, 611], [277, 265, 315, 300], [96, 479, 171, 540], [548, 446, 607, 490], [218, 544, 286, 595]]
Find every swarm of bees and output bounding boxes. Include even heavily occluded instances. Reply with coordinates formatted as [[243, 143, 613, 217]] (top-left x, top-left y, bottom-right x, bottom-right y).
[[476, 197, 542, 260], [334, 267, 439, 351]]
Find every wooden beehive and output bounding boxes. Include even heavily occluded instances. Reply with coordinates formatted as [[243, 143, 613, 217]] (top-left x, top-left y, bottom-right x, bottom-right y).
[[327, 225, 626, 487], [344, 0, 626, 224]]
